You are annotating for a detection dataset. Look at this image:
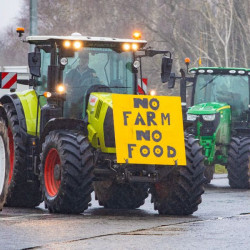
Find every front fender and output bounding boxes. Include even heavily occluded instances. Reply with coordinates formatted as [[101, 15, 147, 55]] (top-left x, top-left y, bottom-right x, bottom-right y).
[[40, 118, 87, 148]]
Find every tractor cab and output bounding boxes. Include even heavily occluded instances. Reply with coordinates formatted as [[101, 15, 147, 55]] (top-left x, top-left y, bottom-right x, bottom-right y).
[[190, 67, 250, 122], [27, 33, 147, 120], [27, 33, 172, 122]]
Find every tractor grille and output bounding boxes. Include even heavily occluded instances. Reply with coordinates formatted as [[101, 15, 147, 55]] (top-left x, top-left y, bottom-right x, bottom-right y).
[[186, 126, 197, 136], [95, 100, 103, 119], [200, 113, 220, 136], [103, 107, 115, 147]]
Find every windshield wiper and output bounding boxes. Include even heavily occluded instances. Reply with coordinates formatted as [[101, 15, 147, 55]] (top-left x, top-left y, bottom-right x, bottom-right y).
[[200, 75, 219, 90]]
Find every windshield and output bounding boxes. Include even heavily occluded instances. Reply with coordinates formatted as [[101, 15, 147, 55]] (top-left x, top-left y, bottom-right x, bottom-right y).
[[194, 74, 249, 119], [36, 48, 134, 118]]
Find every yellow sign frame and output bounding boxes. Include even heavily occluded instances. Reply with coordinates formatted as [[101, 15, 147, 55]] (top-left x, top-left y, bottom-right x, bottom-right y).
[[112, 94, 186, 165]]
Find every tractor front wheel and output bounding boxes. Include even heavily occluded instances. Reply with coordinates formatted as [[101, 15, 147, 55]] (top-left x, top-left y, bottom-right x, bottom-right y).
[[0, 118, 10, 210], [151, 133, 205, 215], [40, 130, 94, 214], [227, 137, 250, 189]]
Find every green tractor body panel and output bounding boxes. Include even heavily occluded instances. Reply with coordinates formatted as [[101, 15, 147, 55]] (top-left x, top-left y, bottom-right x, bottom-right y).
[[86, 92, 115, 153], [187, 102, 231, 165], [16, 89, 40, 136]]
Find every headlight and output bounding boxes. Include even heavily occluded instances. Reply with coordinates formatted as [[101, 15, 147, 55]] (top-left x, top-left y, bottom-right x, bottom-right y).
[[202, 114, 215, 121], [56, 84, 66, 94], [149, 89, 156, 96], [187, 114, 197, 121]]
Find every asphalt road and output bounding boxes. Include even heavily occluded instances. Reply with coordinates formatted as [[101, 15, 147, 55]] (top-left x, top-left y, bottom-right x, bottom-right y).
[[0, 174, 249, 250]]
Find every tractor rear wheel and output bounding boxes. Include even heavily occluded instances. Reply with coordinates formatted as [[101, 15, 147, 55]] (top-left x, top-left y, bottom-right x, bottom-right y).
[[4, 103, 42, 207], [227, 137, 250, 189], [40, 130, 94, 214], [0, 118, 10, 210], [151, 133, 205, 215], [94, 180, 148, 209], [204, 164, 215, 184]]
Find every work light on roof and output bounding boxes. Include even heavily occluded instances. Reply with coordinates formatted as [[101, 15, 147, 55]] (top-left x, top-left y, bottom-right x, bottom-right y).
[[123, 43, 131, 51], [133, 31, 141, 40], [132, 43, 139, 51], [229, 70, 236, 74], [73, 41, 83, 50], [63, 41, 71, 48], [207, 69, 213, 73], [238, 70, 245, 74], [198, 69, 205, 73]]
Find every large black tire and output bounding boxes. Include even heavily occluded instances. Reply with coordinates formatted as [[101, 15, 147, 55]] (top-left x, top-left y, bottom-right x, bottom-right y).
[[94, 180, 148, 209], [151, 133, 205, 215], [4, 103, 42, 207], [204, 164, 215, 184], [0, 117, 10, 210], [40, 130, 94, 214], [227, 137, 250, 189]]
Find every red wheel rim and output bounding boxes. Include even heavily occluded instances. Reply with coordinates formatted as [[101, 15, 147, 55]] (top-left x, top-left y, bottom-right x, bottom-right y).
[[7, 127, 14, 184], [44, 148, 61, 197]]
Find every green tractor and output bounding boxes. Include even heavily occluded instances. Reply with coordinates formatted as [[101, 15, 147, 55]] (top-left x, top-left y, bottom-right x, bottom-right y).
[[171, 65, 250, 187], [0, 29, 205, 215]]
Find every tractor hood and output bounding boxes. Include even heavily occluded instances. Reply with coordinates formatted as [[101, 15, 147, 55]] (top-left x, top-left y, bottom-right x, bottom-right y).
[[188, 102, 229, 115]]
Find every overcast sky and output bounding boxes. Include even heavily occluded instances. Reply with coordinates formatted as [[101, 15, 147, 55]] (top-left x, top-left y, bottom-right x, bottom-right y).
[[0, 0, 24, 30]]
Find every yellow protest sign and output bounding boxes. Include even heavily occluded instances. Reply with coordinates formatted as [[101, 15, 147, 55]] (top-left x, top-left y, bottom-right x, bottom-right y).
[[112, 94, 186, 165]]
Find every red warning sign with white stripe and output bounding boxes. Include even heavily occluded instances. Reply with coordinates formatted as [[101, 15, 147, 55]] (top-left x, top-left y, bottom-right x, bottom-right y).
[[0, 72, 17, 89], [137, 78, 147, 95]]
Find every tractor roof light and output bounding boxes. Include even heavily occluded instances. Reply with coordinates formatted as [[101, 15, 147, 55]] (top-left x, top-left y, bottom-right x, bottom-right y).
[[207, 69, 214, 73], [123, 43, 131, 51], [73, 41, 83, 50], [185, 57, 190, 65], [16, 27, 25, 37], [198, 69, 205, 73], [132, 31, 142, 40], [238, 70, 245, 74], [63, 40, 71, 48], [229, 70, 236, 74], [132, 43, 139, 51]]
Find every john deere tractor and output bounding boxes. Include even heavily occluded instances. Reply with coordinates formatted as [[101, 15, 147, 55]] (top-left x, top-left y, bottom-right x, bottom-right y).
[[171, 66, 250, 187], [0, 29, 205, 214]]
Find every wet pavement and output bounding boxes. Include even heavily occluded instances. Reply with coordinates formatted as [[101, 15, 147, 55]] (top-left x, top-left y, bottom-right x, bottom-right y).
[[0, 174, 249, 250]]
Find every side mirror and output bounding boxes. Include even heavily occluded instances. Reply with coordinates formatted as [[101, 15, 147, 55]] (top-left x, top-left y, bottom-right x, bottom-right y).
[[161, 56, 173, 83], [28, 51, 41, 77], [168, 73, 176, 88]]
